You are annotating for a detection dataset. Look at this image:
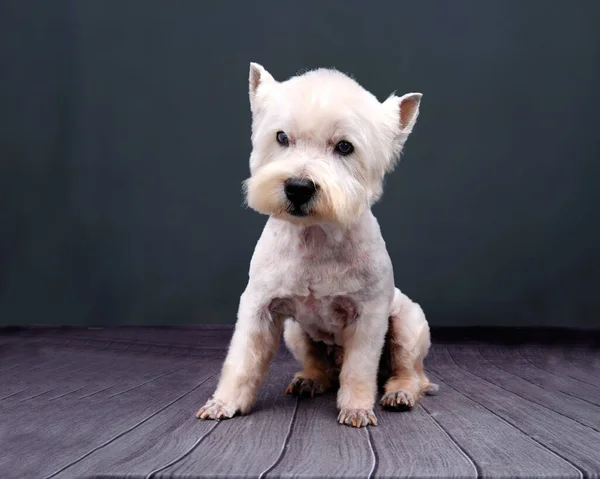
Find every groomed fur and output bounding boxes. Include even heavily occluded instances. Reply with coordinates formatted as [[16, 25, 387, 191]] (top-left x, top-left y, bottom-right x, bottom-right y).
[[197, 63, 435, 428]]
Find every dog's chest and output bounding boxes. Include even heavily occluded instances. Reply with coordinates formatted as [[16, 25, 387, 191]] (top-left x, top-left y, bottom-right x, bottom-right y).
[[270, 254, 363, 345], [261, 221, 383, 346], [296, 293, 357, 345]]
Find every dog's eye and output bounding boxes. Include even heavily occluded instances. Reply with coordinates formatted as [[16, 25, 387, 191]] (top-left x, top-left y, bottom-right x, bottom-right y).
[[276, 131, 289, 147], [334, 140, 354, 156]]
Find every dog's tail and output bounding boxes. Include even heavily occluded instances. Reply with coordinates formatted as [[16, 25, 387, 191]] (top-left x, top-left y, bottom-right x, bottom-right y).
[[422, 381, 440, 396]]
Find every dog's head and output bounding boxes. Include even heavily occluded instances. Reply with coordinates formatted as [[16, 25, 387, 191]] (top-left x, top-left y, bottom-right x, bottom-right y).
[[244, 63, 421, 226]]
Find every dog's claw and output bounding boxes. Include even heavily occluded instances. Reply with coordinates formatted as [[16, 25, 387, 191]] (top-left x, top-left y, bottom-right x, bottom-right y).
[[285, 377, 327, 397], [368, 412, 377, 425], [337, 408, 377, 427], [380, 390, 415, 410]]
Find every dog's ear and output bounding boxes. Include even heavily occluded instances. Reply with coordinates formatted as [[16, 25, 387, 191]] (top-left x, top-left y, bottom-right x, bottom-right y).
[[249, 62, 276, 113], [382, 92, 422, 170], [384, 92, 422, 135], [397, 93, 422, 133]]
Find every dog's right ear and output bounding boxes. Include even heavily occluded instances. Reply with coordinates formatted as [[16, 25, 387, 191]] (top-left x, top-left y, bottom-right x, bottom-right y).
[[249, 62, 276, 114]]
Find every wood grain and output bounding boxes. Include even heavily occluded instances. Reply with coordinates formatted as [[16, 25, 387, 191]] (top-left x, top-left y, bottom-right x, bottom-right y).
[[0, 354, 221, 477], [518, 346, 600, 388], [481, 346, 600, 405], [1, 346, 197, 401], [155, 361, 298, 478], [53, 370, 221, 478], [370, 404, 478, 478], [420, 380, 579, 477], [428, 347, 600, 476], [266, 393, 374, 478], [452, 346, 600, 431], [1, 328, 599, 478]]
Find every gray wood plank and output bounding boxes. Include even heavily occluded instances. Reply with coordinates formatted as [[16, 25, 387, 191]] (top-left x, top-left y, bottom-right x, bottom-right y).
[[370, 404, 478, 478], [523, 346, 600, 367], [416, 376, 578, 476], [0, 349, 123, 400], [53, 371, 222, 478], [69, 354, 203, 400], [481, 346, 600, 406], [0, 355, 221, 478], [1, 348, 142, 399], [21, 328, 297, 362], [266, 393, 374, 478], [554, 350, 600, 375], [47, 352, 213, 401], [428, 347, 600, 476], [455, 347, 600, 431], [23, 326, 233, 351], [0, 345, 99, 378], [27, 335, 226, 358], [3, 329, 600, 478], [83, 353, 219, 400], [519, 346, 600, 388], [152, 361, 299, 478], [1, 345, 208, 402]]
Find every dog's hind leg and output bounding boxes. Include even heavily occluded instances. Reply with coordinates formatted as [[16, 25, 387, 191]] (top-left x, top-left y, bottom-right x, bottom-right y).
[[283, 319, 334, 397], [380, 288, 438, 410]]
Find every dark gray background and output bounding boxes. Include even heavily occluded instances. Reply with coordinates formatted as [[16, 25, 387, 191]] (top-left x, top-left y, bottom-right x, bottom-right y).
[[1, 1, 599, 328]]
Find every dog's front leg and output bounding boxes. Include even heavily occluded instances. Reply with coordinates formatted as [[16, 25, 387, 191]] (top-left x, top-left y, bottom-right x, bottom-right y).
[[337, 301, 389, 428], [197, 288, 282, 420]]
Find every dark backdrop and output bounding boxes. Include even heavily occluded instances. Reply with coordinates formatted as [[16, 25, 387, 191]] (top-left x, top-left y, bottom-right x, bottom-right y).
[[1, 1, 599, 328]]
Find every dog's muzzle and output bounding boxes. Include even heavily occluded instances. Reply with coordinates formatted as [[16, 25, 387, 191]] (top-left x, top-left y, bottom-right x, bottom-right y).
[[284, 178, 316, 216]]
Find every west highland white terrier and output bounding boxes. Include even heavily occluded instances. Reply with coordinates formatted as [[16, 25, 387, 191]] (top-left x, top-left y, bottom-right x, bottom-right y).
[[197, 63, 437, 428]]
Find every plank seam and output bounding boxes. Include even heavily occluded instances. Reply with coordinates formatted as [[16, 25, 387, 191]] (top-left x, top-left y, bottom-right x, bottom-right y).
[[428, 367, 585, 479], [366, 426, 378, 479], [44, 371, 219, 478], [419, 403, 480, 478], [0, 388, 28, 401], [145, 421, 221, 479], [106, 359, 203, 398], [78, 384, 115, 399], [258, 396, 300, 479], [473, 348, 600, 432], [516, 349, 600, 389]]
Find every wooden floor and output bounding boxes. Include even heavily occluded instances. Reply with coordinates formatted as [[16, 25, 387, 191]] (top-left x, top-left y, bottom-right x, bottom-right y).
[[1, 326, 600, 478]]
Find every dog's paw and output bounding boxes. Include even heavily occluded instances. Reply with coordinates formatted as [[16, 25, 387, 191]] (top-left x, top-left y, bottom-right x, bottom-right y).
[[380, 390, 415, 410], [196, 398, 237, 421], [337, 408, 377, 427], [284, 376, 328, 397]]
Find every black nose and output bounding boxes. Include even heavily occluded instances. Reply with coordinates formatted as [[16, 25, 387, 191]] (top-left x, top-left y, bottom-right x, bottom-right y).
[[284, 178, 316, 207]]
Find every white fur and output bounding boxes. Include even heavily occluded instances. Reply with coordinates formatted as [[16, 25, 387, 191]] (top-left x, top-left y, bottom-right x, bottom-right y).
[[197, 63, 431, 427]]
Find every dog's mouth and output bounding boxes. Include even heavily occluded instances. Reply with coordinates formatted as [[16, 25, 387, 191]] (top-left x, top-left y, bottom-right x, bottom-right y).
[[286, 202, 312, 217]]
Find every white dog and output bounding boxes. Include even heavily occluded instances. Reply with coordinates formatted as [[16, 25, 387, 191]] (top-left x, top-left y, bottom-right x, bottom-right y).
[[197, 63, 437, 427]]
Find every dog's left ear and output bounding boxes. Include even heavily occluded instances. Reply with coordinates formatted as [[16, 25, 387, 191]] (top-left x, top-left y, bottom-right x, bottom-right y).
[[249, 62, 276, 114], [382, 92, 422, 171], [398, 93, 422, 134], [384, 92, 422, 136]]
